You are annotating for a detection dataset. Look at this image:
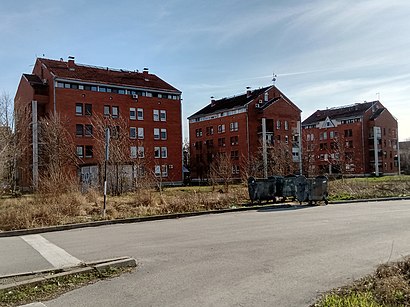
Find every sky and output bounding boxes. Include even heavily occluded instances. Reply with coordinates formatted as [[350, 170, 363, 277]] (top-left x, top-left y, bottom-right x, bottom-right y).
[[1, 0, 410, 140]]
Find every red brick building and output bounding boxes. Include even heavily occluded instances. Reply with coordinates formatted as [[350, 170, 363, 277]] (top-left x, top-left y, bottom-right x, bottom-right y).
[[188, 86, 302, 181], [15, 57, 182, 190], [302, 101, 398, 176]]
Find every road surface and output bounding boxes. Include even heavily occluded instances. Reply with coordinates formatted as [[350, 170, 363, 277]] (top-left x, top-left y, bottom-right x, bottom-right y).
[[2, 200, 410, 306]]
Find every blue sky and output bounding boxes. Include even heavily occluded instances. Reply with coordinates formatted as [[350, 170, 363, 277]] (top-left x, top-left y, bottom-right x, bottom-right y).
[[1, 0, 410, 140]]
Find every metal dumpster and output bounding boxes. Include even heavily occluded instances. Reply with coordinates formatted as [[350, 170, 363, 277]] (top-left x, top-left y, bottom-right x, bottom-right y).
[[282, 175, 297, 201], [295, 175, 308, 204], [268, 175, 284, 200], [306, 175, 329, 205], [248, 176, 277, 204]]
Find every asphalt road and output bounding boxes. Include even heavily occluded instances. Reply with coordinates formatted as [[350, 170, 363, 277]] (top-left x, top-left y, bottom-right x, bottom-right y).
[[3, 200, 410, 306]]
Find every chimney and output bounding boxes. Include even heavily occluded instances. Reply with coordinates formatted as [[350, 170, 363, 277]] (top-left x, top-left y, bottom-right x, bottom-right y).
[[67, 56, 75, 71], [143, 67, 149, 75], [246, 86, 251, 98], [210, 96, 216, 107]]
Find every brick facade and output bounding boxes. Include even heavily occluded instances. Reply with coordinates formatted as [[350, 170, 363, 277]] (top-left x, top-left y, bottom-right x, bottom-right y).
[[188, 86, 302, 181], [15, 57, 182, 190], [302, 101, 398, 176]]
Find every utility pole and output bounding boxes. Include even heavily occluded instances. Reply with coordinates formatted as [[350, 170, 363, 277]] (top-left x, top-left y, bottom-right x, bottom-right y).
[[103, 127, 110, 217]]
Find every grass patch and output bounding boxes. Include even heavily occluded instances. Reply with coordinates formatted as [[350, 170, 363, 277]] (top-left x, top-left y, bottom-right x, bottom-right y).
[[0, 267, 131, 307], [313, 257, 410, 307], [1, 176, 410, 231]]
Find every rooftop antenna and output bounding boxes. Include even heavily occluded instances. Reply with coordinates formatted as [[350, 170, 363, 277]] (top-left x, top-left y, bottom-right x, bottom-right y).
[[376, 92, 380, 101], [272, 72, 277, 85]]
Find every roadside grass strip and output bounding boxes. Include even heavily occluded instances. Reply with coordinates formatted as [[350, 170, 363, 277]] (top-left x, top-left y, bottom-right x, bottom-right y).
[[0, 266, 134, 307], [313, 257, 410, 307]]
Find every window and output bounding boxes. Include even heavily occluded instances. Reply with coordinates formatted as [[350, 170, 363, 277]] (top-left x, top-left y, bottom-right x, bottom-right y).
[[130, 108, 136, 120], [138, 127, 144, 139], [155, 165, 161, 177], [137, 108, 144, 120], [160, 110, 166, 121], [111, 126, 120, 139], [154, 128, 160, 140], [130, 127, 137, 139], [160, 128, 167, 140], [130, 146, 137, 158], [323, 132, 327, 140], [161, 147, 167, 158], [104, 105, 110, 117], [206, 126, 214, 135], [218, 124, 225, 133], [112, 106, 119, 118], [230, 136, 239, 145], [76, 103, 83, 116], [85, 125, 93, 137], [153, 110, 159, 121], [138, 147, 144, 158], [206, 139, 213, 148], [232, 164, 240, 175], [344, 129, 353, 137], [285, 135, 289, 144], [85, 145, 93, 158], [218, 138, 226, 147], [154, 165, 168, 177], [85, 104, 92, 116], [196, 128, 202, 137], [161, 165, 168, 177], [264, 92, 269, 102], [76, 146, 83, 158], [76, 124, 84, 137], [276, 120, 281, 130], [154, 147, 161, 158], [91, 86, 97, 92], [230, 122, 238, 132], [230, 150, 239, 160], [284, 121, 289, 131]]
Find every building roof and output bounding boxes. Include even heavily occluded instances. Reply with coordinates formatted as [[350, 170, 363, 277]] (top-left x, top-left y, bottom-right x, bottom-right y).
[[369, 107, 385, 120], [302, 101, 377, 125], [189, 86, 270, 119], [37, 58, 181, 93]]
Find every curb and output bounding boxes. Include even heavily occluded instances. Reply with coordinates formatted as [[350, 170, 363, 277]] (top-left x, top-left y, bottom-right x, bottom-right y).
[[0, 203, 293, 238], [1, 197, 409, 238], [0, 257, 137, 291]]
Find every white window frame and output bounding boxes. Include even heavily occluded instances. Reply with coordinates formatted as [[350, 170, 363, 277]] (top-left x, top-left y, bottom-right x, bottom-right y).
[[76, 146, 84, 158], [154, 146, 161, 158], [154, 128, 160, 140], [130, 146, 137, 158], [137, 108, 144, 120], [138, 127, 144, 139], [130, 107, 136, 120], [160, 128, 167, 140], [138, 146, 145, 158], [153, 109, 159, 121], [154, 165, 161, 177], [160, 110, 166, 122], [112, 106, 119, 118], [161, 147, 167, 158], [161, 165, 168, 177], [130, 127, 137, 139]]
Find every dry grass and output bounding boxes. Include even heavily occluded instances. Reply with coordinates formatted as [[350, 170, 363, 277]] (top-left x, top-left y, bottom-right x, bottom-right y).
[[313, 257, 410, 306], [1, 176, 410, 231], [0, 185, 249, 231], [329, 176, 410, 201]]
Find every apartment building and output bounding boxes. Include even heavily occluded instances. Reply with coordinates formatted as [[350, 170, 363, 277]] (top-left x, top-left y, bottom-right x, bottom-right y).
[[188, 85, 302, 181], [14, 57, 182, 190], [302, 101, 398, 176]]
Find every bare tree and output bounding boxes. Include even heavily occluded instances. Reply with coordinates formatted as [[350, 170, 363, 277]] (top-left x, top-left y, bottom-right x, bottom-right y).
[[91, 114, 133, 195], [0, 92, 13, 191], [209, 153, 233, 192], [38, 113, 79, 192]]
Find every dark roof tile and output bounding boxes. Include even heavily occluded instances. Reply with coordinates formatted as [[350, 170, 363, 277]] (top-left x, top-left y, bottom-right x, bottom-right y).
[[38, 58, 180, 93], [302, 101, 375, 125]]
